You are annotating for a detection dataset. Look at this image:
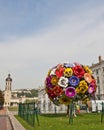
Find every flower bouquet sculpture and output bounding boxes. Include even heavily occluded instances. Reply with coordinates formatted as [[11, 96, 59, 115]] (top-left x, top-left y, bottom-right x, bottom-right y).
[[45, 62, 97, 123]]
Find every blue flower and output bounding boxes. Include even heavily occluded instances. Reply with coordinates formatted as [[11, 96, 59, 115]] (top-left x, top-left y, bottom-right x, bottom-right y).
[[64, 63, 75, 68], [69, 76, 79, 86]]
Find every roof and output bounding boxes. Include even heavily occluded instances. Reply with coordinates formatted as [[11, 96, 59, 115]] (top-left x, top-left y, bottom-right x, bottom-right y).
[[6, 74, 12, 81]]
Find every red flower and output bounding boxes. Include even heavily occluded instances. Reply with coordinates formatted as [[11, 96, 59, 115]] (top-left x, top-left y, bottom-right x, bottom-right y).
[[53, 86, 63, 96], [55, 64, 64, 78], [47, 89, 56, 98], [47, 86, 63, 98], [73, 65, 85, 78]]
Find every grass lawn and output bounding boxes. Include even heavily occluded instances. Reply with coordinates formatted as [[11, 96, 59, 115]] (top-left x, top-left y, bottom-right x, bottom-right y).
[[8, 106, 18, 111], [15, 113, 104, 130]]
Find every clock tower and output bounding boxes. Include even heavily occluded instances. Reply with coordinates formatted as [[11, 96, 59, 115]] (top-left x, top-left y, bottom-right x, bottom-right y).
[[4, 74, 12, 107]]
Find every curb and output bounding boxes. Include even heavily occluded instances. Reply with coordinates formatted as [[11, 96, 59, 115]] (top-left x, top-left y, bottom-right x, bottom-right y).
[[8, 114, 26, 130], [8, 115, 14, 130]]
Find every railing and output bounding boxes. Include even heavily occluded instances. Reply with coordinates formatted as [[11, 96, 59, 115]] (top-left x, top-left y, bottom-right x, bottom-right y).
[[18, 102, 40, 127]]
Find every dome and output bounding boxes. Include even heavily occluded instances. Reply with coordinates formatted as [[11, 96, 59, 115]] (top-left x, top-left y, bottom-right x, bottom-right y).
[[6, 74, 12, 81]]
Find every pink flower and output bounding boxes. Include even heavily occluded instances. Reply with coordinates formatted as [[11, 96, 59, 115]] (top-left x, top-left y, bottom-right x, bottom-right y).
[[65, 87, 76, 98], [88, 80, 97, 94]]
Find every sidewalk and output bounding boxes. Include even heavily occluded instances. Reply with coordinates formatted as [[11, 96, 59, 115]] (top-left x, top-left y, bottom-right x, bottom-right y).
[[0, 107, 6, 115], [0, 107, 13, 130], [0, 107, 26, 130], [7, 108, 26, 130]]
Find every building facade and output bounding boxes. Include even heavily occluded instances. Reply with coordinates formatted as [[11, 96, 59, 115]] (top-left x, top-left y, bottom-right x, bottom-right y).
[[90, 56, 104, 100]]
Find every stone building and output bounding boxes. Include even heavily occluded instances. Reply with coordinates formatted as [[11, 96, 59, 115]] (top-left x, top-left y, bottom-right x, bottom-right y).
[[90, 56, 104, 100]]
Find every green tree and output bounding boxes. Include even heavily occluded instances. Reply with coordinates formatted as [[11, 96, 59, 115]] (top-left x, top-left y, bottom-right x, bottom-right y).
[[0, 90, 4, 108]]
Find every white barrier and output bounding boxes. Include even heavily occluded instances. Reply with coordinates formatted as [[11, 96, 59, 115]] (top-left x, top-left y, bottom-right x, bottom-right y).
[[91, 100, 104, 112]]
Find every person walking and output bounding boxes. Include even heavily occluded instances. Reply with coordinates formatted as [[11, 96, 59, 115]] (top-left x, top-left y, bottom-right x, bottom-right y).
[[76, 104, 80, 114], [73, 103, 77, 117]]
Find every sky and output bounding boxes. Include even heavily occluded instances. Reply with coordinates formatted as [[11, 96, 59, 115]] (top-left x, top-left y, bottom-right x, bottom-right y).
[[0, 0, 104, 90]]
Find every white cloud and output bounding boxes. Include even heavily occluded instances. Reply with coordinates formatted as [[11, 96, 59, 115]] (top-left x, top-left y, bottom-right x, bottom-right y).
[[1, 2, 104, 90]]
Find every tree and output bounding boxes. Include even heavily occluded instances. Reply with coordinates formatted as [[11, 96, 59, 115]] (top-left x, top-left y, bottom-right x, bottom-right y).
[[0, 90, 4, 108]]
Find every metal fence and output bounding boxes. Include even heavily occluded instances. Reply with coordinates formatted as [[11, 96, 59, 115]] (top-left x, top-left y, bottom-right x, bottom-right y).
[[18, 102, 40, 127]]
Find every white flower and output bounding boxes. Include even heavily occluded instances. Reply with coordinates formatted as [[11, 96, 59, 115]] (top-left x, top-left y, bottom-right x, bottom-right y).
[[58, 76, 68, 88], [50, 68, 56, 75]]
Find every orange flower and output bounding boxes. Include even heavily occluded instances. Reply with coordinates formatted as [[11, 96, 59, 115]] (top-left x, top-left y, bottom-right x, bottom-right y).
[[51, 76, 58, 86], [84, 73, 93, 83]]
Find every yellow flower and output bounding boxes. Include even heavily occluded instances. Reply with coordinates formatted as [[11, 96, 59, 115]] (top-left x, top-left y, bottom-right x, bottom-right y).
[[79, 80, 87, 86], [59, 95, 72, 106], [83, 66, 92, 74], [51, 76, 58, 86], [75, 87, 81, 93], [82, 96, 90, 104], [76, 80, 88, 94], [63, 68, 73, 77], [47, 69, 51, 76]]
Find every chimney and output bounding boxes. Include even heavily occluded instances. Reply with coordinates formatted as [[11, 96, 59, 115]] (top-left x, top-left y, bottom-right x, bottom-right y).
[[98, 56, 102, 63]]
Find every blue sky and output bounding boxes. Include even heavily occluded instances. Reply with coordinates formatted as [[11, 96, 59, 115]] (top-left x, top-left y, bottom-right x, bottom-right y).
[[0, 0, 104, 90]]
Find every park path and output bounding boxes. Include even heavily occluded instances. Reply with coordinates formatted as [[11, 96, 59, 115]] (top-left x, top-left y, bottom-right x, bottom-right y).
[[0, 107, 13, 130]]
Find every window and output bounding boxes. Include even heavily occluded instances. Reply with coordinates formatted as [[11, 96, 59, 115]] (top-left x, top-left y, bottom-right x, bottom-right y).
[[96, 69, 98, 75], [97, 76, 100, 84], [103, 67, 104, 72]]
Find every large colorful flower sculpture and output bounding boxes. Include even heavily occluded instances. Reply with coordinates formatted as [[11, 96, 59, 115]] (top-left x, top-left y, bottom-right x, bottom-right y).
[[45, 62, 97, 106]]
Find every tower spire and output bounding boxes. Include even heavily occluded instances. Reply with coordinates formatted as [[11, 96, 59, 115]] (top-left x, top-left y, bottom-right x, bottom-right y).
[[4, 74, 12, 107]]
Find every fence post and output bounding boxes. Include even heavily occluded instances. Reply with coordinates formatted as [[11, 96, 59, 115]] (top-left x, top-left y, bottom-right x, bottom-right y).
[[18, 103, 22, 117], [69, 103, 74, 124], [101, 102, 104, 123], [18, 102, 40, 127], [34, 103, 40, 126]]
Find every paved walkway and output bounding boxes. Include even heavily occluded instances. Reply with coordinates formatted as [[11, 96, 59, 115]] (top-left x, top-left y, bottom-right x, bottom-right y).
[[0, 116, 7, 130], [0, 107, 13, 130], [0, 107, 26, 130], [8, 113, 26, 130], [0, 107, 6, 115]]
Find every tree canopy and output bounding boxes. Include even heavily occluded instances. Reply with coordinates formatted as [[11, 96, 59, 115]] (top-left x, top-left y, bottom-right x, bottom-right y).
[[0, 90, 4, 107]]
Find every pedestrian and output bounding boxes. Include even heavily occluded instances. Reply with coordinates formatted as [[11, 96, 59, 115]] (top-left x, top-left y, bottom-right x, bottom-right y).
[[76, 104, 80, 114], [73, 103, 77, 117], [86, 103, 89, 113]]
